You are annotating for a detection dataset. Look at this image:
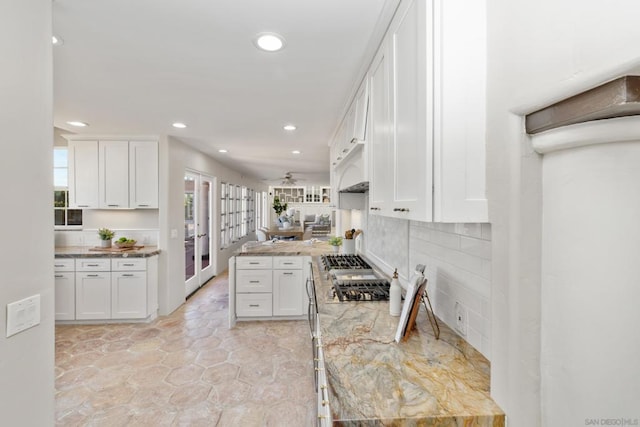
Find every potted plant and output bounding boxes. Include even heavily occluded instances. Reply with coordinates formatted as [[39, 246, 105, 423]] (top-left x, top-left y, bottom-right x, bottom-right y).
[[98, 228, 115, 248], [328, 235, 342, 253], [272, 197, 288, 216]]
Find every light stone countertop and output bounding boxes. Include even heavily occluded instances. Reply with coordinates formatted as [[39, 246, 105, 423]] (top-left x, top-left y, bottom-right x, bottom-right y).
[[236, 240, 336, 257], [55, 245, 161, 258], [311, 258, 505, 426]]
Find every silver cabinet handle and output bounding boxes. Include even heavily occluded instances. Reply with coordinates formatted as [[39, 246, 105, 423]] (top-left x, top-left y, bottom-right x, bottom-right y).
[[54, 264, 65, 268], [370, 207, 380, 211], [249, 304, 260, 307], [87, 274, 99, 277], [393, 208, 410, 212], [249, 262, 260, 265], [107, 204, 120, 207], [122, 263, 135, 266], [249, 280, 260, 283], [138, 204, 150, 207], [283, 272, 293, 275], [122, 274, 134, 277], [87, 264, 100, 267], [55, 274, 63, 278]]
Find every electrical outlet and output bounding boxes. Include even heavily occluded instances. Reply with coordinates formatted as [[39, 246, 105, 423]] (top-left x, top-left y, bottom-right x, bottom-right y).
[[455, 302, 467, 337]]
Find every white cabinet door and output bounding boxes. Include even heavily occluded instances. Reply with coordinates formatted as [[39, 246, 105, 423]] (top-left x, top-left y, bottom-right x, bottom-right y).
[[68, 140, 99, 208], [389, 0, 433, 221], [432, 0, 487, 222], [129, 140, 158, 208], [368, 40, 393, 213], [75, 272, 111, 320], [273, 270, 304, 316], [54, 272, 75, 320], [99, 140, 129, 208], [111, 271, 147, 319]]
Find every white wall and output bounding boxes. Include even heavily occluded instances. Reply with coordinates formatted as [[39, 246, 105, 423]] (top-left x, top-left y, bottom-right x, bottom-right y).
[[157, 136, 267, 315], [0, 0, 55, 424], [486, 0, 640, 425]]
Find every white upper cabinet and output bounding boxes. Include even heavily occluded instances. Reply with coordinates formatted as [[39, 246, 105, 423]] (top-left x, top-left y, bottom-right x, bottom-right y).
[[68, 140, 99, 208], [363, 0, 487, 222], [99, 140, 129, 208], [432, 0, 487, 222], [352, 80, 369, 143], [129, 140, 159, 208], [368, 38, 393, 213], [65, 136, 159, 209]]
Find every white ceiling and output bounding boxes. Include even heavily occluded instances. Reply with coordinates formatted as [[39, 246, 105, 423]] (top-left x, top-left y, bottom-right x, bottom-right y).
[[52, 0, 394, 185]]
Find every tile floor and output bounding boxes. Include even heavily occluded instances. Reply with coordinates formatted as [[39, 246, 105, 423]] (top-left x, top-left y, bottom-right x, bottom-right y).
[[55, 272, 316, 426]]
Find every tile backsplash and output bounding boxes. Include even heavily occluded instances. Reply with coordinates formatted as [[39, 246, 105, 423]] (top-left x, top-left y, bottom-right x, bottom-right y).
[[365, 216, 492, 359]]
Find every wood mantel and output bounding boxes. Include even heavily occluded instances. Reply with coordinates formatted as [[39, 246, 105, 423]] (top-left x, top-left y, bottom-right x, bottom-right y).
[[525, 75, 640, 134]]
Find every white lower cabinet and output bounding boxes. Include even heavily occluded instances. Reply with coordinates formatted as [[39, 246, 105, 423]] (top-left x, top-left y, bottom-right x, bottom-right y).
[[54, 272, 76, 320], [234, 256, 309, 321], [236, 293, 273, 317], [75, 272, 111, 320], [111, 271, 147, 319], [273, 269, 304, 316], [55, 255, 157, 322]]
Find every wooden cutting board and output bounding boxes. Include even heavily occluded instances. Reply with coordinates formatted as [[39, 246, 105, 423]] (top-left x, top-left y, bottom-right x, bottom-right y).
[[88, 245, 145, 252]]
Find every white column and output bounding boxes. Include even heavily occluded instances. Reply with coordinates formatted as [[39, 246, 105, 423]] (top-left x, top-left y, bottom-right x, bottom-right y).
[[532, 117, 640, 425]]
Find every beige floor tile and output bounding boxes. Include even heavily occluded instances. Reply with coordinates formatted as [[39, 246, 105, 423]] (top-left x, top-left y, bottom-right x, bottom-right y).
[[55, 273, 316, 426]]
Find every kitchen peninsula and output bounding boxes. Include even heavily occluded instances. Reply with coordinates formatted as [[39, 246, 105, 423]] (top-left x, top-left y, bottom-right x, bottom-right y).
[[231, 241, 504, 425]]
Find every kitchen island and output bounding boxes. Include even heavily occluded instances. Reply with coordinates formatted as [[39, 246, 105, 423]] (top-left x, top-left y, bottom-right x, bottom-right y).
[[233, 241, 504, 425]]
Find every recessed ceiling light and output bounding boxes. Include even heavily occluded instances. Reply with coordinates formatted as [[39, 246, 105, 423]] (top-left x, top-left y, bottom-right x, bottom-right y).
[[254, 33, 285, 52], [172, 122, 187, 129], [66, 121, 88, 127], [283, 124, 297, 131], [292, 150, 301, 154], [218, 149, 228, 153]]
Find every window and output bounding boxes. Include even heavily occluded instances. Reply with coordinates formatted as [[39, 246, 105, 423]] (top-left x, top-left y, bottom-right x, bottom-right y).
[[54, 147, 82, 227], [220, 182, 228, 248], [241, 186, 248, 236], [235, 185, 241, 240]]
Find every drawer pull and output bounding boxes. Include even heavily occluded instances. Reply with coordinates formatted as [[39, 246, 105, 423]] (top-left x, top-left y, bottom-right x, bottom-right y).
[[249, 304, 260, 308], [283, 262, 293, 265], [370, 207, 380, 211], [87, 264, 100, 267], [283, 272, 293, 275], [55, 274, 63, 278], [122, 274, 134, 277], [138, 204, 149, 207], [393, 208, 410, 212], [249, 262, 260, 265], [122, 263, 135, 266], [77, 205, 89, 208], [87, 274, 99, 277], [249, 280, 260, 283], [54, 264, 65, 268]]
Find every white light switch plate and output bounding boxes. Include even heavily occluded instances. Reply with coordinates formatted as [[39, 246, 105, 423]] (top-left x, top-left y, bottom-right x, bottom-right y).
[[6, 294, 41, 338]]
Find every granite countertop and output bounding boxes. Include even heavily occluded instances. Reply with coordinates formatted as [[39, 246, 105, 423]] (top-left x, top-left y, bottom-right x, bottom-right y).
[[55, 245, 161, 258], [312, 258, 505, 426], [236, 240, 335, 257]]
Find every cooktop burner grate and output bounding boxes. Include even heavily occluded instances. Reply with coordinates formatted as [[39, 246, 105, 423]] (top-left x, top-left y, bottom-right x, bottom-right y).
[[321, 254, 372, 271], [332, 280, 391, 302]]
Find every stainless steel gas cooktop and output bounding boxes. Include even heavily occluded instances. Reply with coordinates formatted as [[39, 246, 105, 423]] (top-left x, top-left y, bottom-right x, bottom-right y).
[[321, 254, 390, 303]]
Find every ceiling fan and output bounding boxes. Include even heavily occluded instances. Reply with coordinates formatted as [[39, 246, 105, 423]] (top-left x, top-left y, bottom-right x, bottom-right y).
[[266, 172, 305, 185]]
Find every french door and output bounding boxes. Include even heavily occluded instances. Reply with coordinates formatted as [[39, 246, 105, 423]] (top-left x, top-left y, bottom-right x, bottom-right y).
[[185, 171, 216, 296]]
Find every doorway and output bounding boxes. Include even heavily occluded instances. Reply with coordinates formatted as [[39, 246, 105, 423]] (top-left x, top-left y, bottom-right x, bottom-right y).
[[184, 171, 216, 296]]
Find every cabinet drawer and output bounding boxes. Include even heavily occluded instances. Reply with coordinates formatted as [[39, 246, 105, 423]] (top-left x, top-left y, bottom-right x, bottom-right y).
[[54, 259, 75, 271], [273, 256, 303, 269], [236, 256, 272, 269], [76, 258, 111, 271], [112, 258, 146, 271], [236, 293, 272, 317], [236, 270, 273, 292]]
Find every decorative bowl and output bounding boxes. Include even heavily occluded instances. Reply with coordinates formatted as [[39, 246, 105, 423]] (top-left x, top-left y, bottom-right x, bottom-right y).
[[115, 240, 137, 248]]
